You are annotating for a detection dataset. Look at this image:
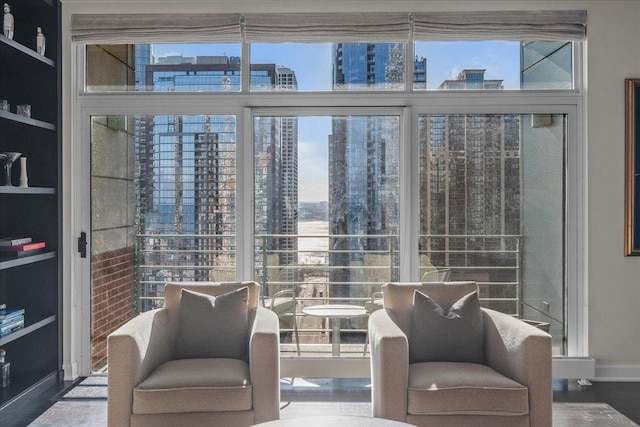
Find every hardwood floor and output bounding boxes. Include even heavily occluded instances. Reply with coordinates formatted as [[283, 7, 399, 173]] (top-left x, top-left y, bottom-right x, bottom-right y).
[[553, 380, 640, 425], [2, 378, 639, 426]]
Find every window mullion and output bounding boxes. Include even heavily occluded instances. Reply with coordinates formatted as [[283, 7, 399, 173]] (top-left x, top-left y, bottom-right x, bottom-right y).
[[406, 38, 414, 93], [242, 41, 250, 93]]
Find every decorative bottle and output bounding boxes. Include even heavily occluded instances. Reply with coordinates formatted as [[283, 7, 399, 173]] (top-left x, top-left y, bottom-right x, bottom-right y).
[[36, 27, 46, 56], [19, 156, 28, 187], [0, 348, 9, 389], [3, 3, 13, 40]]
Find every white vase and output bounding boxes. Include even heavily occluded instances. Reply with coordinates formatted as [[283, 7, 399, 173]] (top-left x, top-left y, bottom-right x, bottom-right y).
[[36, 27, 45, 56], [3, 3, 13, 40], [19, 157, 28, 187]]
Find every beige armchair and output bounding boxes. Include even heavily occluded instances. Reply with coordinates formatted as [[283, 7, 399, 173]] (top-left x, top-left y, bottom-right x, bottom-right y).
[[107, 281, 280, 427], [369, 282, 552, 427]]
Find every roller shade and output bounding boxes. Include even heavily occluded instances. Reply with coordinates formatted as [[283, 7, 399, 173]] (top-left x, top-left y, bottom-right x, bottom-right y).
[[243, 13, 411, 42], [413, 10, 586, 41], [71, 13, 242, 44], [71, 10, 586, 45]]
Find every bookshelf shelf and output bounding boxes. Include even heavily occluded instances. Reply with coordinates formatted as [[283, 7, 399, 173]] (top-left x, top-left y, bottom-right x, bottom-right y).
[[0, 186, 56, 195], [0, 315, 56, 346], [0, 34, 55, 67], [0, 110, 56, 131], [0, 251, 56, 271]]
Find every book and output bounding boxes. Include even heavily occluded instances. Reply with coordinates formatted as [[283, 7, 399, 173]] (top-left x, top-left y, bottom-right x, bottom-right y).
[[0, 241, 45, 251], [0, 237, 32, 246], [0, 318, 24, 331], [0, 307, 25, 322], [0, 320, 24, 338], [0, 314, 24, 328]]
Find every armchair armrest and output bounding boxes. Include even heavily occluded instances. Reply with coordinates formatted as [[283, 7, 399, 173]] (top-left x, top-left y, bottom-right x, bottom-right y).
[[483, 309, 552, 427], [368, 309, 409, 422], [107, 308, 172, 427], [250, 306, 280, 424]]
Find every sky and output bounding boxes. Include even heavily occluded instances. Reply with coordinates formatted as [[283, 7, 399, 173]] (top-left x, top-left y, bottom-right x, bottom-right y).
[[152, 41, 521, 202], [152, 41, 521, 90]]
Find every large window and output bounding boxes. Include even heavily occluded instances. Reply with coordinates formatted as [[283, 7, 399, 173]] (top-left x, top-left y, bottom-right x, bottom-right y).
[[419, 113, 567, 353], [90, 115, 237, 316], [74, 10, 585, 372], [254, 115, 400, 355], [86, 42, 574, 93], [414, 41, 573, 90]]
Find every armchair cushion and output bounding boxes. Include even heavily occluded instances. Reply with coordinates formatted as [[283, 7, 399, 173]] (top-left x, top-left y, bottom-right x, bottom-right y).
[[407, 362, 528, 416], [175, 287, 249, 361], [133, 358, 252, 415], [409, 290, 483, 364]]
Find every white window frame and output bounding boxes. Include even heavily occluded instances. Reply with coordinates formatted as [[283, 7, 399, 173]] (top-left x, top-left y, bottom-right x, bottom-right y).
[[68, 40, 588, 379]]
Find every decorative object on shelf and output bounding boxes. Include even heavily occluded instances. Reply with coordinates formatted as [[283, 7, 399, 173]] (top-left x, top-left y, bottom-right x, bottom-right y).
[[0, 152, 20, 186], [36, 27, 45, 56], [16, 104, 30, 118], [0, 348, 9, 388], [0, 99, 8, 112], [2, 3, 13, 40], [19, 156, 27, 187]]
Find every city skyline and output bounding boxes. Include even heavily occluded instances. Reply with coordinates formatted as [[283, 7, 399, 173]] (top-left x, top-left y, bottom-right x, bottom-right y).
[[151, 41, 522, 90], [150, 41, 523, 204]]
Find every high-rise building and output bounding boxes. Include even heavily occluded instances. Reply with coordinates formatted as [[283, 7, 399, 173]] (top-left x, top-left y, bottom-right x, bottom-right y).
[[134, 52, 299, 309], [420, 69, 519, 304], [329, 43, 425, 300], [438, 69, 504, 90]]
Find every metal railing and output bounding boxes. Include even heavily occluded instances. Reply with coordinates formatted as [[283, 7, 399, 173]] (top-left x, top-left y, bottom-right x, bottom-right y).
[[134, 232, 522, 354]]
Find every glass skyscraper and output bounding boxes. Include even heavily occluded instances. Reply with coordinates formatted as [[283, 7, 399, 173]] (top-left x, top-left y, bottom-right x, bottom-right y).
[[134, 48, 299, 309], [329, 43, 425, 300]]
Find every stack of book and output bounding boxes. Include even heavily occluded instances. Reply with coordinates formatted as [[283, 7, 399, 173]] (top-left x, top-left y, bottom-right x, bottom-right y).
[[0, 237, 45, 259], [0, 304, 25, 338]]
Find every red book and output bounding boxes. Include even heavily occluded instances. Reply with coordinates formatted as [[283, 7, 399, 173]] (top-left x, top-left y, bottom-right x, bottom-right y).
[[0, 241, 46, 251]]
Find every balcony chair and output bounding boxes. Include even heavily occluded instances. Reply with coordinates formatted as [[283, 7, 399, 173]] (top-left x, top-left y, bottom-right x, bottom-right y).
[[369, 281, 552, 427], [107, 281, 280, 427], [262, 287, 301, 355]]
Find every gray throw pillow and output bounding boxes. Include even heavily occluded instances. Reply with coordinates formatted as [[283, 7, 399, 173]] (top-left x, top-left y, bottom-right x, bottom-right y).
[[174, 287, 249, 362], [409, 290, 484, 364]]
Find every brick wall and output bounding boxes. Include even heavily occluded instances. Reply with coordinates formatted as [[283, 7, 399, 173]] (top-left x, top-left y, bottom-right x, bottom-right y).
[[91, 246, 136, 370]]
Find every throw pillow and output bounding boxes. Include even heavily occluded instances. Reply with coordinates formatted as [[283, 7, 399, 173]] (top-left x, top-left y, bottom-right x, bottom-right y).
[[409, 290, 484, 364], [174, 287, 249, 362]]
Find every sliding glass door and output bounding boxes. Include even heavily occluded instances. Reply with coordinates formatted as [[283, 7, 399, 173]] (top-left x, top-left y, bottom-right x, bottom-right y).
[[88, 114, 237, 371], [254, 114, 400, 356]]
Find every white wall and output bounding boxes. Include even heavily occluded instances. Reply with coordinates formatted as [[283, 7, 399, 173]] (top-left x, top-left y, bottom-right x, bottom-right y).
[[583, 0, 640, 380], [59, 0, 640, 380]]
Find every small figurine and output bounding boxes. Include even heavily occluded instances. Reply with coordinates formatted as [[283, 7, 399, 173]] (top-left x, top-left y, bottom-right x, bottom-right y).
[[36, 27, 46, 55], [3, 3, 14, 40]]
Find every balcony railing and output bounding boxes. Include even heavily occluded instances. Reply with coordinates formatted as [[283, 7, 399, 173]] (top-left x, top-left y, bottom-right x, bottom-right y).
[[134, 232, 521, 355]]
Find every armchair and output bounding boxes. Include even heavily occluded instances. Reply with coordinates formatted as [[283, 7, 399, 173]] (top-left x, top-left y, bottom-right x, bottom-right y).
[[107, 281, 280, 427], [369, 282, 552, 427]]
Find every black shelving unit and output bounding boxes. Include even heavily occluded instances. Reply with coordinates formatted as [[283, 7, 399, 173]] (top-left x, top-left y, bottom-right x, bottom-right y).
[[0, 0, 61, 418]]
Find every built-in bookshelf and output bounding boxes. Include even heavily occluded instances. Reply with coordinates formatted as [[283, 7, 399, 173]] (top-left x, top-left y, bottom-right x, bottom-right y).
[[0, 0, 61, 416]]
